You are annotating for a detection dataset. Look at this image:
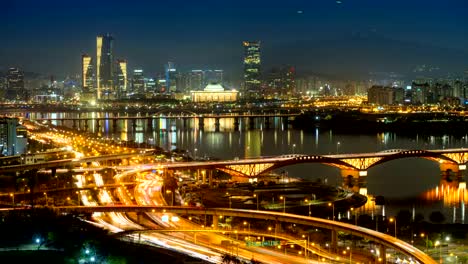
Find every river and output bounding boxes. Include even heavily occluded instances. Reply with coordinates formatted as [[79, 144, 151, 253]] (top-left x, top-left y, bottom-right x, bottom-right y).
[[27, 111, 468, 224]]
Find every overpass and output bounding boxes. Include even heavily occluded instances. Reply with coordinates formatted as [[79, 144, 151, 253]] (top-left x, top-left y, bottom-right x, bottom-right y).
[[0, 152, 154, 174], [53, 205, 437, 264]]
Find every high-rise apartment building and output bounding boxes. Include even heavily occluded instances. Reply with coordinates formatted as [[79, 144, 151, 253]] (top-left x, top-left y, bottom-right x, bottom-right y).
[[81, 54, 94, 94], [96, 34, 114, 99], [243, 41, 261, 96], [116, 59, 127, 98], [6, 68, 26, 101]]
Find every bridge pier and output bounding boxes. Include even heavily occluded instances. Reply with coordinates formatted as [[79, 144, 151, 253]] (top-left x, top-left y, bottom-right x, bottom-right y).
[[440, 163, 464, 182], [183, 118, 188, 130], [132, 119, 137, 130], [282, 116, 289, 129], [112, 119, 117, 130], [147, 118, 153, 131], [215, 117, 220, 132], [330, 229, 338, 253], [264, 117, 270, 129], [198, 117, 204, 130], [340, 169, 367, 193], [72, 119, 77, 129], [379, 244, 386, 263], [96, 120, 100, 130], [84, 120, 88, 131], [212, 215, 218, 229], [248, 117, 254, 130], [233, 117, 239, 131]]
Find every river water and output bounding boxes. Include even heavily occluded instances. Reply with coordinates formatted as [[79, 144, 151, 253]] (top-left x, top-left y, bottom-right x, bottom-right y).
[[27, 112, 468, 223]]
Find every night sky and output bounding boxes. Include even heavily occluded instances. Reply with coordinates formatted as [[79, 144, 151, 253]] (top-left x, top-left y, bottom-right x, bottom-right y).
[[2, 0, 468, 79]]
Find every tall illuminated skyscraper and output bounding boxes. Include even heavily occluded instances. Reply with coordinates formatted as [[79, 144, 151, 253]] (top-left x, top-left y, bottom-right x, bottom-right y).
[[116, 59, 127, 98], [132, 69, 145, 95], [6, 67, 26, 101], [243, 41, 261, 96], [165, 62, 177, 93], [81, 54, 94, 94], [96, 34, 114, 99]]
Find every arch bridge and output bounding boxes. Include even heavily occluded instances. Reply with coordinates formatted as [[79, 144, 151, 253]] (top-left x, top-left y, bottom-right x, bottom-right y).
[[160, 148, 468, 190]]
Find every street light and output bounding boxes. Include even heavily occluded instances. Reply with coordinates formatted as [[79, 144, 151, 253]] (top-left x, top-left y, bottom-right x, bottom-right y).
[[226, 192, 232, 209], [389, 217, 397, 238], [346, 246, 352, 264], [435, 240, 442, 263], [304, 198, 311, 217], [328, 202, 335, 220], [292, 143, 296, 154], [280, 196, 286, 213], [336, 141, 341, 154], [420, 233, 428, 252], [43, 192, 48, 206], [9, 193, 14, 207], [253, 194, 259, 210]]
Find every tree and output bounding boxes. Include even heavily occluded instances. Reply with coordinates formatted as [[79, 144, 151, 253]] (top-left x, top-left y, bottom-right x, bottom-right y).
[[429, 211, 445, 224]]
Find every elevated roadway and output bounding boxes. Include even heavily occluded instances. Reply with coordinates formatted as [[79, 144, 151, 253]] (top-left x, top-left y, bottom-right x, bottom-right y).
[[54, 205, 437, 264]]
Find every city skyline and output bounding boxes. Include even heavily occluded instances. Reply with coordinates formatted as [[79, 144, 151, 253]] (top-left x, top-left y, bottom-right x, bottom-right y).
[[2, 0, 468, 79]]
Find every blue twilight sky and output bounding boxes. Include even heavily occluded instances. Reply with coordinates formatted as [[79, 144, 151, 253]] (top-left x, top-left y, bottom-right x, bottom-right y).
[[2, 0, 468, 79]]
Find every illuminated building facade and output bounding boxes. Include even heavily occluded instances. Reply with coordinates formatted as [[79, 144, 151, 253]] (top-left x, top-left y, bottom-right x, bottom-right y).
[[132, 69, 145, 95], [165, 62, 177, 93], [191, 83, 238, 103], [81, 54, 94, 94], [6, 67, 26, 101], [116, 59, 127, 98], [0, 117, 26, 156], [243, 41, 261, 96], [96, 34, 114, 99]]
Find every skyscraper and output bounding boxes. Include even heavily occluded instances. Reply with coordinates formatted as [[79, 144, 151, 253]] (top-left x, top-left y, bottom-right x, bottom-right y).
[[165, 62, 177, 93], [81, 54, 94, 94], [243, 41, 261, 96], [132, 69, 145, 95], [6, 67, 26, 101], [116, 59, 127, 98], [96, 34, 114, 99]]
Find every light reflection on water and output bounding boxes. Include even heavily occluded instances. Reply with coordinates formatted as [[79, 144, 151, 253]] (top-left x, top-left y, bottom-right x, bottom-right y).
[[28, 111, 468, 222]]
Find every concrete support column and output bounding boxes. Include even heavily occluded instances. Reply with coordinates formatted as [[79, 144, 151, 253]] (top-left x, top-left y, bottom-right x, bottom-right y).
[[198, 117, 204, 130], [212, 216, 219, 229], [282, 116, 289, 129], [147, 118, 153, 131], [340, 169, 367, 193], [331, 229, 338, 253], [379, 244, 386, 263], [72, 119, 77, 129], [440, 163, 462, 181], [209, 170, 213, 187], [248, 117, 255, 130], [275, 222, 281, 234], [202, 170, 206, 184], [132, 119, 137, 129], [233, 117, 239, 131], [264, 117, 270, 129], [215, 117, 220, 132], [112, 119, 117, 129]]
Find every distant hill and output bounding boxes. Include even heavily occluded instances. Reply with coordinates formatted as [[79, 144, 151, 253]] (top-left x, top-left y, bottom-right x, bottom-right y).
[[263, 33, 468, 80]]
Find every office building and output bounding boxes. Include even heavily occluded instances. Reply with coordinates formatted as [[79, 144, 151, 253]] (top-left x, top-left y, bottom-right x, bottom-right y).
[[96, 34, 114, 99], [6, 68, 26, 101], [165, 62, 177, 93], [0, 117, 26, 156], [81, 54, 94, 94], [243, 41, 261, 96], [188, 70, 204, 91], [132, 69, 145, 95], [116, 59, 128, 98]]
